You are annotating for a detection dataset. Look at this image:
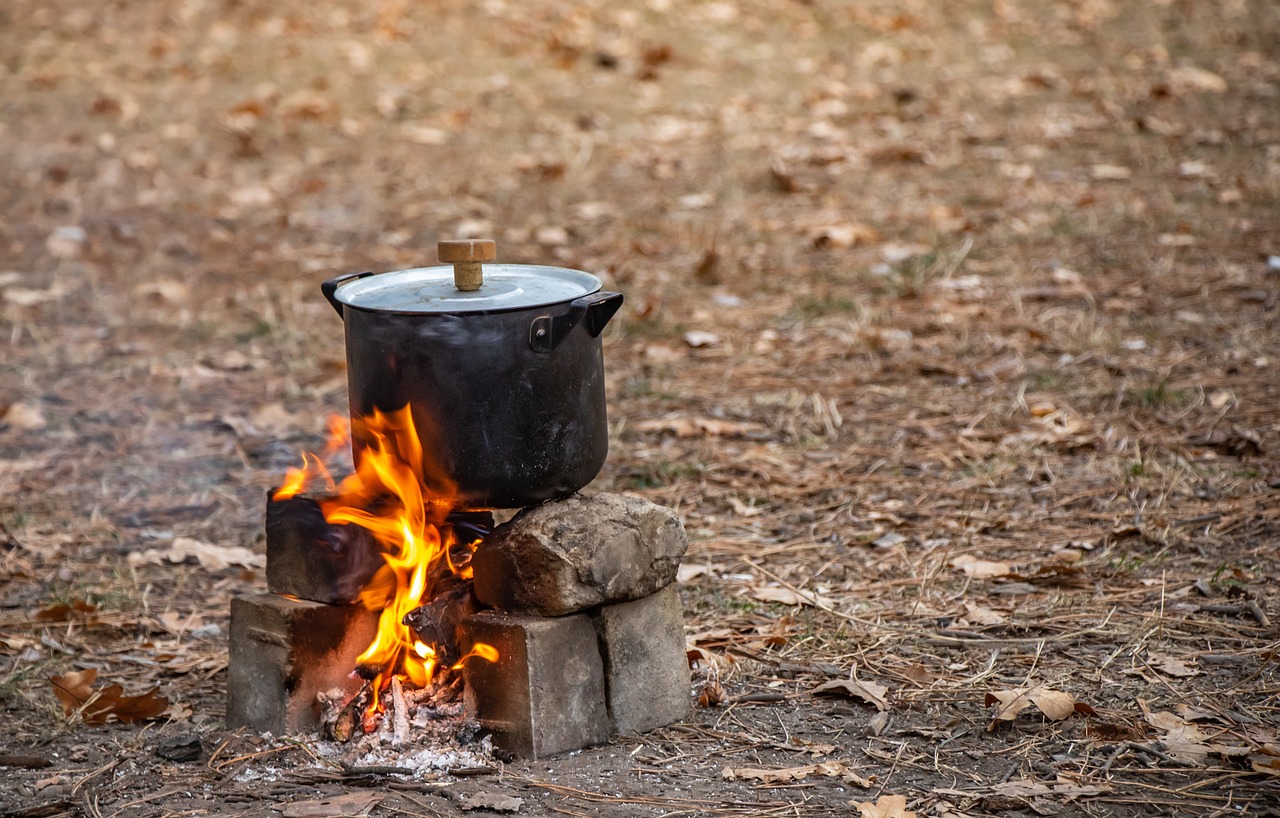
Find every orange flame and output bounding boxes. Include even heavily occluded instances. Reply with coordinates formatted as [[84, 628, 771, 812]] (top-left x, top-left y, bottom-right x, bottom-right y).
[[274, 414, 350, 501], [276, 406, 496, 730]]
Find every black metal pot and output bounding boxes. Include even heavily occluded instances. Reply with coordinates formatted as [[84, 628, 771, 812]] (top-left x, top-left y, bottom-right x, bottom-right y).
[[321, 241, 623, 509]]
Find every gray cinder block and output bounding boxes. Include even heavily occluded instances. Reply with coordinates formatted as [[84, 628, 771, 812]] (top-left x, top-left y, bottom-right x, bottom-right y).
[[459, 610, 610, 759], [592, 585, 690, 734], [227, 592, 378, 735]]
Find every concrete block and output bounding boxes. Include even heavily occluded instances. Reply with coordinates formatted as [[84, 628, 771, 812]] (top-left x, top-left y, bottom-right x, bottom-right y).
[[227, 592, 378, 735], [592, 584, 690, 734], [460, 610, 610, 759], [472, 493, 688, 616], [265, 493, 382, 605]]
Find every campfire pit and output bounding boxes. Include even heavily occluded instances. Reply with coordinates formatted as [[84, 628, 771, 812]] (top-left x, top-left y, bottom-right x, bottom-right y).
[[226, 241, 690, 760]]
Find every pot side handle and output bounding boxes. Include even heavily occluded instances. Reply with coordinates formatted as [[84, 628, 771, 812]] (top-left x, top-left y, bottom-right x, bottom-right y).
[[530, 291, 625, 352], [320, 271, 376, 318]]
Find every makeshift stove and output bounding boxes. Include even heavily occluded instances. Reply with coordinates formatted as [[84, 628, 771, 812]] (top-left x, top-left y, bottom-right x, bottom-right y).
[[227, 242, 690, 760]]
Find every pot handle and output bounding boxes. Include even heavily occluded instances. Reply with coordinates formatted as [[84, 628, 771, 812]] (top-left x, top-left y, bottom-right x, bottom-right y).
[[530, 291, 624, 352], [321, 271, 375, 318]]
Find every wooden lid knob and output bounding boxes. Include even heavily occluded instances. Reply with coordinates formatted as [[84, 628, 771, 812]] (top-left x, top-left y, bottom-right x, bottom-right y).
[[438, 239, 497, 264]]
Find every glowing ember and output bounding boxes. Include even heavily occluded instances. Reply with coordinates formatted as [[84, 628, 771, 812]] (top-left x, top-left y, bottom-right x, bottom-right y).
[[277, 406, 496, 731]]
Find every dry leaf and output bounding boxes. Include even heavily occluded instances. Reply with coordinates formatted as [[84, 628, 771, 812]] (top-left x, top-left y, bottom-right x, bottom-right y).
[[950, 554, 1013, 578], [1151, 653, 1199, 678], [986, 687, 1085, 729], [49, 669, 168, 725], [36, 599, 98, 621], [723, 761, 873, 787], [683, 330, 721, 348], [985, 688, 1034, 725], [852, 794, 916, 818], [632, 416, 767, 438], [1167, 64, 1228, 95], [727, 497, 765, 517], [282, 793, 383, 818], [697, 679, 725, 708], [50, 669, 101, 718], [108, 687, 171, 723], [810, 222, 880, 249], [750, 586, 832, 607], [722, 765, 813, 785], [127, 537, 265, 571], [812, 679, 890, 711], [1090, 164, 1132, 181], [963, 604, 1007, 625], [1252, 756, 1280, 777], [459, 792, 523, 813], [1027, 687, 1075, 720], [2, 402, 47, 430], [991, 779, 1111, 800]]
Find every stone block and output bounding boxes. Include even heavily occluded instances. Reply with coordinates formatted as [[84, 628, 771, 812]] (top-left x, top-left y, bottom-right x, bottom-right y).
[[227, 592, 379, 735], [592, 584, 690, 734], [472, 493, 688, 616], [459, 610, 610, 759], [265, 493, 382, 605]]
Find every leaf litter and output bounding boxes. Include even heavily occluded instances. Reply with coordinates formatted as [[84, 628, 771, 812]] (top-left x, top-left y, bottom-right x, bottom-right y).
[[2, 0, 1279, 816]]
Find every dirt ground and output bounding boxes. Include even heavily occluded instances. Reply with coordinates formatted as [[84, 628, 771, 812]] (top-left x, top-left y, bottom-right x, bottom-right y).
[[2, 0, 1279, 815]]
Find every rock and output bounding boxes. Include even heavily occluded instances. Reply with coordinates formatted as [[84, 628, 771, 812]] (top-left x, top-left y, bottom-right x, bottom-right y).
[[471, 493, 687, 616]]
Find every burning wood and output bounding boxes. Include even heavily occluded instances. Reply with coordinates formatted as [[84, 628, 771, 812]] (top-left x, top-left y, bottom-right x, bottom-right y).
[[273, 406, 498, 737]]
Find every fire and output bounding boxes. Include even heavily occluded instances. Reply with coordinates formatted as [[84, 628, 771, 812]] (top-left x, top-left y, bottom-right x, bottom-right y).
[[276, 406, 495, 731]]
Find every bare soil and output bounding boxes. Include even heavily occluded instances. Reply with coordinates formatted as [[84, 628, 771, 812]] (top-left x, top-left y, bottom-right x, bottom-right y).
[[2, 0, 1279, 816]]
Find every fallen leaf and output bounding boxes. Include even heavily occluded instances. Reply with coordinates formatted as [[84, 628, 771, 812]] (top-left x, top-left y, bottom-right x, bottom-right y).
[[282, 793, 383, 818], [950, 554, 1013, 578], [459, 791, 523, 813], [4, 286, 68, 306], [1151, 653, 1199, 678], [986, 687, 1085, 729], [722, 765, 812, 785], [1027, 687, 1076, 720], [50, 669, 101, 718], [750, 586, 832, 608], [127, 537, 265, 571], [1252, 756, 1280, 777], [49, 669, 168, 725], [1, 402, 47, 430], [1144, 710, 1211, 762], [1090, 164, 1132, 181], [632, 416, 767, 438], [696, 679, 725, 708], [991, 779, 1111, 800], [810, 222, 880, 249], [723, 761, 873, 787], [985, 688, 1034, 725], [1167, 64, 1228, 95], [812, 679, 890, 711], [727, 497, 766, 517], [963, 604, 1007, 625], [682, 330, 721, 348], [852, 794, 916, 818], [36, 599, 98, 621], [401, 123, 448, 145], [108, 687, 170, 723]]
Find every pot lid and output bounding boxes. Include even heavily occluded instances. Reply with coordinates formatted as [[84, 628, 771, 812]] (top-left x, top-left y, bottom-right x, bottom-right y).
[[332, 264, 603, 314]]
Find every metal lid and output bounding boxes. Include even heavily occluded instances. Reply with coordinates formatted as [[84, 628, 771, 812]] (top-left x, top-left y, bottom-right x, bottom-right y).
[[332, 264, 603, 314]]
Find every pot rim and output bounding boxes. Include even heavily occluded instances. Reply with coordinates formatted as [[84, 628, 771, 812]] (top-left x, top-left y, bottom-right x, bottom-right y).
[[330, 264, 603, 315]]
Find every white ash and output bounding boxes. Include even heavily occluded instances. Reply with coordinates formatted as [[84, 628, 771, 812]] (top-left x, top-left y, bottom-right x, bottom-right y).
[[312, 680, 494, 777]]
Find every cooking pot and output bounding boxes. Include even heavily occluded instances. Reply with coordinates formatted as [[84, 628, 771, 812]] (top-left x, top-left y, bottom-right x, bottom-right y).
[[321, 240, 623, 509]]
